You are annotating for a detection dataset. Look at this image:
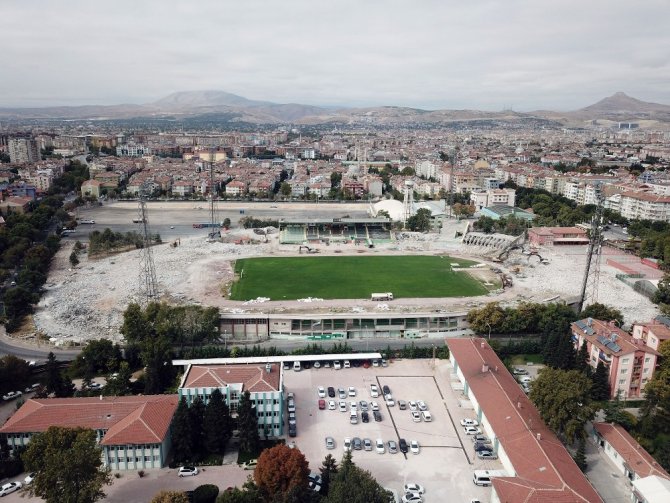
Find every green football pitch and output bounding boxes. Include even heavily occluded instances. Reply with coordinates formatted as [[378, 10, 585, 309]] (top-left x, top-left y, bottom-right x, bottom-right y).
[[230, 255, 489, 301]]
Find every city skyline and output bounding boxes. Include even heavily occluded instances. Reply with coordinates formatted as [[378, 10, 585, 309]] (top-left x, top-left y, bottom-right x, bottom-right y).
[[1, 0, 669, 111]]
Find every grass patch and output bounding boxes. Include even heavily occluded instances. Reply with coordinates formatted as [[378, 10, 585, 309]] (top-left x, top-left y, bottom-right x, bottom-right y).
[[230, 255, 488, 300], [508, 354, 544, 365], [237, 439, 284, 464]]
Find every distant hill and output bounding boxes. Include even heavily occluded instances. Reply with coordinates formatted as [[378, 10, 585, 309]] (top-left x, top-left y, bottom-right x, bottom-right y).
[[0, 90, 668, 127]]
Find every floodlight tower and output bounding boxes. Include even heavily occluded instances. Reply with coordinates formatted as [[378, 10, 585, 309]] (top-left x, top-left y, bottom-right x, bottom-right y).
[[403, 180, 415, 223], [578, 187, 605, 312], [137, 184, 159, 304]]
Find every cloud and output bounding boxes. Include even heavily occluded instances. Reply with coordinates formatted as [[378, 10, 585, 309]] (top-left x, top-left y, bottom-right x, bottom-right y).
[[0, 0, 669, 110]]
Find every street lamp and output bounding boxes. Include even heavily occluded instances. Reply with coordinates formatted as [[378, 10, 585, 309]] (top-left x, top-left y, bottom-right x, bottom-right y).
[[485, 322, 492, 340]]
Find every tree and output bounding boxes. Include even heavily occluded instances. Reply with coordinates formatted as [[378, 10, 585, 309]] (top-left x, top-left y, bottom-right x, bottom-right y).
[[190, 397, 206, 458], [44, 352, 74, 398], [69, 251, 80, 267], [529, 368, 595, 444], [579, 303, 624, 326], [543, 331, 576, 370], [22, 426, 111, 503], [406, 208, 432, 232], [223, 218, 231, 229], [204, 389, 232, 455], [171, 398, 195, 463], [104, 361, 133, 396], [574, 437, 587, 472], [280, 182, 291, 198], [254, 444, 309, 502], [330, 172, 342, 189], [0, 355, 31, 395], [591, 361, 611, 401], [319, 453, 338, 495], [326, 450, 390, 503], [193, 484, 220, 503], [575, 341, 591, 375], [150, 491, 190, 503], [604, 390, 636, 429], [238, 390, 260, 454], [452, 203, 475, 218], [215, 481, 262, 503]]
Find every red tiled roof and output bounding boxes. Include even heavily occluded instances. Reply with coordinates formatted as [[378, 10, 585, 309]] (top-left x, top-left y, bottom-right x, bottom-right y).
[[593, 423, 670, 480], [0, 395, 178, 445], [182, 364, 280, 392], [447, 338, 602, 503], [572, 319, 660, 357]]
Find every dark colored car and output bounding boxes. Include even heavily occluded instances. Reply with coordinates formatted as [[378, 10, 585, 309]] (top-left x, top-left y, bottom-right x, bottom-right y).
[[362, 411, 369, 423], [352, 437, 362, 450], [474, 442, 493, 452], [373, 410, 382, 422], [289, 425, 297, 437], [399, 438, 408, 454], [382, 385, 391, 395], [327, 387, 335, 398]]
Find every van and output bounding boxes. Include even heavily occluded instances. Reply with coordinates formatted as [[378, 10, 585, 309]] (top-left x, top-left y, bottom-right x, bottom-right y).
[[473, 470, 507, 486], [421, 411, 432, 422], [293, 361, 301, 372]]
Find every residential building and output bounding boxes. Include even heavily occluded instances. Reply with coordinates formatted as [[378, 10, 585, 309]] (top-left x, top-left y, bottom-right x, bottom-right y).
[[172, 180, 194, 197], [571, 318, 660, 398], [632, 316, 670, 351], [178, 363, 284, 438], [81, 179, 103, 198], [617, 191, 670, 222], [470, 188, 516, 210], [415, 160, 437, 179], [592, 422, 669, 488], [448, 338, 602, 502], [0, 395, 179, 470], [8, 138, 40, 164], [225, 180, 246, 196], [0, 196, 33, 215], [116, 143, 151, 157]]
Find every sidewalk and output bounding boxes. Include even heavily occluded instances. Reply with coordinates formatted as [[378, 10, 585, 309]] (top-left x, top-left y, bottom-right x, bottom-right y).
[[584, 433, 633, 502]]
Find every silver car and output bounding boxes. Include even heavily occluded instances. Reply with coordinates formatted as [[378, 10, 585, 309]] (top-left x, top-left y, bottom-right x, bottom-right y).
[[325, 436, 335, 449]]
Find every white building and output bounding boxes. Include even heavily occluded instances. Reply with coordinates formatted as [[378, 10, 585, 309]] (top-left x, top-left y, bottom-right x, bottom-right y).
[[8, 138, 40, 164], [415, 160, 437, 179], [470, 188, 516, 211]]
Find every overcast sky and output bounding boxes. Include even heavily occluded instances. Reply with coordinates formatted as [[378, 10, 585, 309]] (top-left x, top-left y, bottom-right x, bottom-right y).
[[1, 0, 669, 111]]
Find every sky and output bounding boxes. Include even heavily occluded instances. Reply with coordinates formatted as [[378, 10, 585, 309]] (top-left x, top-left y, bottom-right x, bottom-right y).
[[1, 0, 669, 111]]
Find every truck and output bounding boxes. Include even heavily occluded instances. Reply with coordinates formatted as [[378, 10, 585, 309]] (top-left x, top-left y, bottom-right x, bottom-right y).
[[370, 292, 394, 301], [132, 218, 145, 223], [192, 222, 222, 228]]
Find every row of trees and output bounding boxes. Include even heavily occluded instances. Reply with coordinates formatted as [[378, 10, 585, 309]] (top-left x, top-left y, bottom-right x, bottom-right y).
[[472, 214, 529, 236], [88, 228, 160, 256]]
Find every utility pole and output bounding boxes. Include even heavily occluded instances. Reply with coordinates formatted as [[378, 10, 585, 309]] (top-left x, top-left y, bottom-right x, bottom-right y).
[[578, 187, 604, 313], [137, 184, 159, 304]]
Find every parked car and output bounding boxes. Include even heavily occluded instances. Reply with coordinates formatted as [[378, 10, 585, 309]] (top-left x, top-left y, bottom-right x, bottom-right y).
[[370, 384, 379, 397], [0, 482, 22, 497], [24, 383, 40, 393], [474, 442, 493, 452], [519, 376, 532, 384], [381, 359, 388, 367], [339, 401, 347, 412], [408, 401, 418, 411], [343, 360, 351, 368], [24, 472, 36, 485], [348, 386, 356, 397], [399, 438, 408, 453], [318, 399, 326, 410], [327, 386, 335, 398], [376, 438, 385, 454], [352, 437, 362, 450], [382, 385, 391, 395], [460, 418, 479, 427], [372, 359, 380, 367], [325, 437, 335, 450], [417, 400, 428, 411], [403, 483, 425, 495], [411, 411, 422, 422], [477, 450, 498, 460], [388, 440, 398, 454], [338, 388, 346, 399], [402, 492, 423, 503], [289, 425, 297, 437], [410, 440, 420, 454], [471, 434, 491, 444], [178, 466, 199, 477], [362, 411, 369, 423], [328, 400, 336, 410], [513, 367, 528, 375], [333, 361, 342, 370], [343, 437, 352, 451], [313, 361, 321, 369], [350, 401, 358, 411], [386, 396, 395, 407], [421, 411, 432, 422], [2, 391, 22, 401], [398, 400, 407, 410], [463, 425, 482, 435], [242, 459, 258, 470], [318, 386, 326, 398], [359, 400, 368, 411], [363, 438, 372, 451], [373, 410, 382, 422]]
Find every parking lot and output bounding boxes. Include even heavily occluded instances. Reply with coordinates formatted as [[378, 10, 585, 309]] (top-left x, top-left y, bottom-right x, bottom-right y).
[[283, 358, 502, 502]]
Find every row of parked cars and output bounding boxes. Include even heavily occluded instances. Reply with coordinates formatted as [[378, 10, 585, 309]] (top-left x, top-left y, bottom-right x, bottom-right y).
[[341, 437, 420, 456], [0, 472, 35, 497], [460, 419, 498, 460], [287, 392, 297, 437], [284, 358, 389, 372], [2, 383, 41, 401]]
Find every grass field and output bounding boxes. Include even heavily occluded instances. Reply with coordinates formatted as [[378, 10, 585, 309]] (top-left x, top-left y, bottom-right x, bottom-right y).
[[230, 255, 489, 300]]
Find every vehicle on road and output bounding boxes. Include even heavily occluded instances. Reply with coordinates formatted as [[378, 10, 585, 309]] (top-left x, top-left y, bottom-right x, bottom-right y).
[[178, 466, 199, 477], [0, 482, 22, 496]]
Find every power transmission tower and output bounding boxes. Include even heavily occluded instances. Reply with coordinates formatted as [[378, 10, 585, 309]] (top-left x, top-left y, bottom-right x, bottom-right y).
[[207, 149, 220, 240], [137, 184, 159, 304], [447, 147, 457, 218], [578, 188, 604, 312]]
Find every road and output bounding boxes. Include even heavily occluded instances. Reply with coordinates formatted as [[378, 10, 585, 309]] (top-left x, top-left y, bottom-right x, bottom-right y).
[[0, 336, 81, 361]]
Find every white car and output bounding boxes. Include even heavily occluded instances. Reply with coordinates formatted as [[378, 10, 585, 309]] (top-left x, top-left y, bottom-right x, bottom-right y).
[[460, 418, 479, 427], [24, 472, 36, 485], [372, 359, 380, 367], [2, 391, 22, 401], [463, 425, 482, 435], [411, 410, 422, 422], [343, 360, 351, 368], [328, 400, 336, 410], [313, 361, 321, 369], [338, 388, 346, 399], [371, 401, 379, 411], [375, 438, 385, 454], [520, 376, 532, 384], [408, 400, 418, 411], [403, 483, 425, 494], [410, 440, 420, 454], [333, 360, 342, 370], [350, 401, 358, 411], [417, 400, 428, 411], [348, 386, 356, 397], [402, 493, 423, 503], [386, 396, 395, 407], [343, 437, 352, 451], [178, 466, 199, 477], [370, 384, 379, 397], [0, 482, 22, 496], [318, 386, 326, 398], [339, 401, 347, 412]]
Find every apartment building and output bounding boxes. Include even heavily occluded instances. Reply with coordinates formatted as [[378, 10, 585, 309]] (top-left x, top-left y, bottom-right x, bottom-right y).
[[571, 318, 660, 398], [178, 362, 284, 438], [116, 143, 151, 157], [617, 191, 670, 222], [632, 316, 670, 351], [8, 138, 40, 164], [470, 188, 516, 210]]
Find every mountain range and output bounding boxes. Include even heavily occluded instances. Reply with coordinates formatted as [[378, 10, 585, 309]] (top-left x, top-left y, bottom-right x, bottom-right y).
[[1, 91, 669, 127]]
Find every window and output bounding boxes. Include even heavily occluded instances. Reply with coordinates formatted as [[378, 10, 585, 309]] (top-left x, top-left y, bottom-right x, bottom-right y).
[[645, 357, 651, 363], [622, 358, 629, 364], [620, 369, 627, 375], [644, 368, 649, 374], [619, 379, 626, 385]]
